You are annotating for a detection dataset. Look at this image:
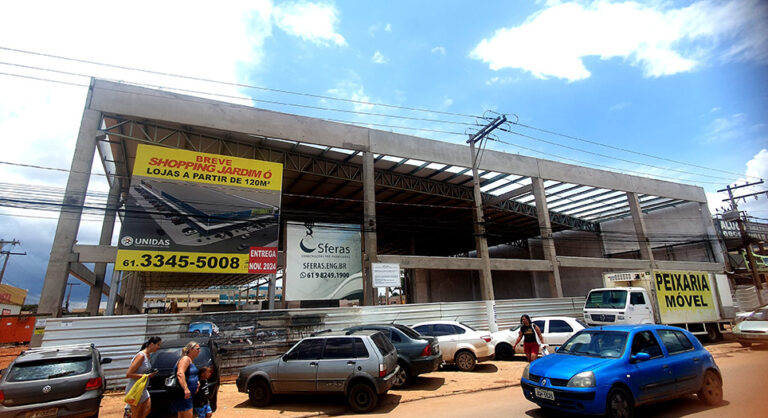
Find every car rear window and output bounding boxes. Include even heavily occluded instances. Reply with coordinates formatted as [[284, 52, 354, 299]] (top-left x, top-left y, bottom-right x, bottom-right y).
[[152, 346, 212, 369], [354, 338, 369, 358], [323, 338, 355, 359], [371, 333, 395, 356], [395, 324, 422, 339], [657, 329, 693, 354], [459, 322, 476, 332], [7, 356, 92, 382]]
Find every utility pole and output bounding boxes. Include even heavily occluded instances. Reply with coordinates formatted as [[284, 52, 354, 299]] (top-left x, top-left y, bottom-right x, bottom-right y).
[[64, 282, 81, 314], [0, 239, 26, 285], [719, 181, 766, 305], [468, 115, 506, 333]]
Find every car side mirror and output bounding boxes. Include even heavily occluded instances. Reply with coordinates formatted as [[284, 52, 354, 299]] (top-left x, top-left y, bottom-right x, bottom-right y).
[[101, 358, 113, 364], [631, 352, 651, 363]]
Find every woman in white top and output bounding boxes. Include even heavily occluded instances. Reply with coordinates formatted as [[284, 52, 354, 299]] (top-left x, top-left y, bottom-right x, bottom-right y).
[[125, 336, 162, 418]]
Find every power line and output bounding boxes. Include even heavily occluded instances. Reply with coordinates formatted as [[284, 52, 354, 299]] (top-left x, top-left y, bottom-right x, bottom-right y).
[[512, 120, 765, 183], [0, 46, 480, 119]]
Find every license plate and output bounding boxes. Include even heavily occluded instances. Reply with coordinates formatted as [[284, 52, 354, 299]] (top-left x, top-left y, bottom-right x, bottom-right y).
[[25, 408, 58, 418], [534, 387, 555, 401]]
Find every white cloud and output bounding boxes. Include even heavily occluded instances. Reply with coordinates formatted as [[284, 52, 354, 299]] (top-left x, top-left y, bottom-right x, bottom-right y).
[[273, 1, 347, 46], [707, 149, 768, 217], [372, 51, 388, 64], [704, 113, 748, 143], [470, 0, 768, 81], [385, 23, 392, 32], [442, 98, 453, 107], [327, 80, 374, 112], [609, 102, 631, 112], [431, 46, 447, 56]]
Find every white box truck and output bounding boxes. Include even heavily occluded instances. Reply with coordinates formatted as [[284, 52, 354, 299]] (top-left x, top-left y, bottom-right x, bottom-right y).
[[583, 270, 735, 341]]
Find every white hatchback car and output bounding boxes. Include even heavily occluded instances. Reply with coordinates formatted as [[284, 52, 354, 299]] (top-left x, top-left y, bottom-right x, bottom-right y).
[[490, 316, 586, 360], [411, 321, 494, 371]]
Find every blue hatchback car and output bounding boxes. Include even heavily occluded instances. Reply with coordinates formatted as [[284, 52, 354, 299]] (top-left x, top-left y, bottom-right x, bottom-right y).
[[521, 324, 722, 417]]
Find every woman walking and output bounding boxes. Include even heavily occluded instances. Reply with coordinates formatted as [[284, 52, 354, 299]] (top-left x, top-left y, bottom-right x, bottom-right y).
[[125, 336, 162, 418], [171, 341, 201, 418], [513, 315, 544, 362]]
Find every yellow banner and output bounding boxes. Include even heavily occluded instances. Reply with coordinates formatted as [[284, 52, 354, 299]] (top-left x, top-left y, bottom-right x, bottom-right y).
[[132, 144, 282, 190], [652, 270, 717, 323], [116, 250, 250, 274]]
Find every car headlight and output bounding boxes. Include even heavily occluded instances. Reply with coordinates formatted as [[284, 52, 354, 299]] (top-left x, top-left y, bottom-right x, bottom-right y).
[[522, 364, 530, 380], [567, 371, 595, 387]]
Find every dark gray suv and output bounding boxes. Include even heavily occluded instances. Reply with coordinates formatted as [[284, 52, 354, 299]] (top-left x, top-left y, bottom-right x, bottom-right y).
[[0, 343, 112, 418], [236, 330, 399, 413]]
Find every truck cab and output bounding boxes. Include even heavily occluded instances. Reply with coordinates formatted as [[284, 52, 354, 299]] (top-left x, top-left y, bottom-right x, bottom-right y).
[[583, 287, 655, 326]]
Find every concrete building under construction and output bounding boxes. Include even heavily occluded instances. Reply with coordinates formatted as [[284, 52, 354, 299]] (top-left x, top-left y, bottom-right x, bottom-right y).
[[39, 79, 727, 320]]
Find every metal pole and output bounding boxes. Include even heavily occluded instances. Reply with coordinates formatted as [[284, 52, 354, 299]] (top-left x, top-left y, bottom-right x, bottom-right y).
[[722, 184, 764, 305]]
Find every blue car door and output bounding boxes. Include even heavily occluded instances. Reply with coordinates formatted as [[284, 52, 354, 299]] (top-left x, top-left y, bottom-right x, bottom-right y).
[[627, 330, 674, 402], [656, 329, 701, 394]]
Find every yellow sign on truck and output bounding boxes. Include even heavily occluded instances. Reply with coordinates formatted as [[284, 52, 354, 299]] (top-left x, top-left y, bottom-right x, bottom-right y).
[[584, 270, 734, 341]]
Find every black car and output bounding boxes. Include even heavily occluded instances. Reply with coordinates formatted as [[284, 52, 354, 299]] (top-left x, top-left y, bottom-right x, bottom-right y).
[[344, 324, 441, 387], [147, 338, 222, 417]]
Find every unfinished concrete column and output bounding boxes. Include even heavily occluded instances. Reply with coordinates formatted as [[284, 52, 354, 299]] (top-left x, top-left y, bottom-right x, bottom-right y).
[[105, 268, 121, 316], [627, 192, 656, 266], [698, 202, 726, 265], [362, 151, 378, 305], [117, 271, 132, 315], [86, 181, 121, 315], [532, 176, 563, 297], [39, 105, 101, 318]]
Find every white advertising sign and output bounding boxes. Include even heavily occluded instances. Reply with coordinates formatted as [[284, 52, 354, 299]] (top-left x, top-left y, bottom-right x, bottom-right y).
[[372, 263, 401, 287], [285, 222, 362, 301]]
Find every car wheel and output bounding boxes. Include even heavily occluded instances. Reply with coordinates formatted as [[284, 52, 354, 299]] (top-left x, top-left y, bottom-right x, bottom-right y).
[[454, 350, 476, 372], [348, 383, 378, 413], [739, 341, 752, 348], [705, 325, 720, 342], [248, 379, 272, 407], [495, 343, 513, 360], [392, 362, 410, 388], [697, 370, 723, 406], [605, 387, 633, 418], [192, 330, 201, 336]]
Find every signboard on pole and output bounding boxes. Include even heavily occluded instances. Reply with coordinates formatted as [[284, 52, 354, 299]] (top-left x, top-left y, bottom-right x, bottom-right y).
[[285, 222, 362, 301], [116, 144, 282, 274], [372, 263, 401, 287]]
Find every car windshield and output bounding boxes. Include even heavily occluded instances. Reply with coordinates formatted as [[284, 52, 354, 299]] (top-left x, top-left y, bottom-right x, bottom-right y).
[[745, 308, 768, 321], [394, 324, 422, 339], [151, 346, 213, 369], [7, 356, 92, 382], [558, 330, 628, 358], [585, 290, 628, 309]]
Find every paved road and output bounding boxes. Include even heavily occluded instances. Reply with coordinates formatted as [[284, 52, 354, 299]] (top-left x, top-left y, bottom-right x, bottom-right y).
[[372, 343, 768, 418]]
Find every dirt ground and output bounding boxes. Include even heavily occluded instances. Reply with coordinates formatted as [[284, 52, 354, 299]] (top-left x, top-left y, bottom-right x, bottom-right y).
[[97, 340, 746, 417], [99, 359, 529, 417]]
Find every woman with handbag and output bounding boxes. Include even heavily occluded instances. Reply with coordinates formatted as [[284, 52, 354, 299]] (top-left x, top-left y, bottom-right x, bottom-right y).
[[170, 341, 201, 418], [125, 336, 162, 418]]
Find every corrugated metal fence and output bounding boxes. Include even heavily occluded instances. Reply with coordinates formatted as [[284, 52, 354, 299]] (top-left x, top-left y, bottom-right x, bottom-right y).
[[41, 297, 584, 389]]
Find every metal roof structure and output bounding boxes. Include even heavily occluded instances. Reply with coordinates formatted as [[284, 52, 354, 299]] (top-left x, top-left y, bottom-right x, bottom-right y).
[[81, 79, 706, 291]]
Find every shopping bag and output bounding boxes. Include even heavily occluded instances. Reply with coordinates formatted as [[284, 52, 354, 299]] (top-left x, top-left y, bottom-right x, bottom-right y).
[[124, 374, 148, 406]]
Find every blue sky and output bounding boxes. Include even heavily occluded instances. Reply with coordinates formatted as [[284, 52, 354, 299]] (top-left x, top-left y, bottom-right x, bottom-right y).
[[0, 0, 766, 307]]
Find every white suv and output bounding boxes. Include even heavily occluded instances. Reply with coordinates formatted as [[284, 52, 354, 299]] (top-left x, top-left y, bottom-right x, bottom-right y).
[[411, 321, 493, 372]]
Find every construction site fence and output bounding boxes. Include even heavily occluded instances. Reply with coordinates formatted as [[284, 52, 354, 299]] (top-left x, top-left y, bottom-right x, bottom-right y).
[[39, 297, 585, 390]]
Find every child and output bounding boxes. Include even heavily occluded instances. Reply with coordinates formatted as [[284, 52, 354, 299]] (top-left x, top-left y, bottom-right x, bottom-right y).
[[193, 367, 214, 418]]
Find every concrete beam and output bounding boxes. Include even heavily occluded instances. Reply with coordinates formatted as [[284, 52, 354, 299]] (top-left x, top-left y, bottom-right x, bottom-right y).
[[557, 256, 654, 270], [377, 255, 483, 270], [483, 184, 533, 207], [88, 79, 707, 203], [489, 258, 553, 271], [69, 262, 110, 296], [73, 245, 118, 263]]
